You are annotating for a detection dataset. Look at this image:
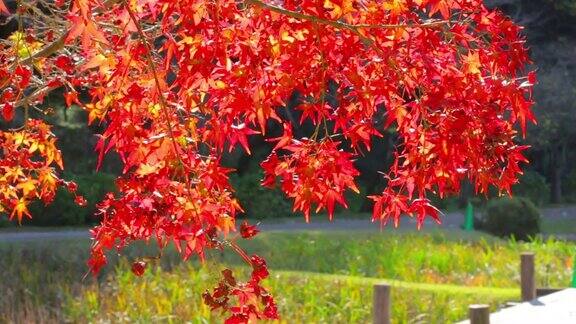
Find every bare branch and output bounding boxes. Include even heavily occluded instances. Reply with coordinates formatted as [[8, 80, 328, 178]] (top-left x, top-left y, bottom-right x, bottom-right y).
[[14, 84, 61, 108]]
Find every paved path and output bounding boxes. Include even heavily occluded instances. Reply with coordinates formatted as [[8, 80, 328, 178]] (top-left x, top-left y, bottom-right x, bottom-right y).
[[0, 206, 574, 242], [0, 212, 464, 242], [0, 229, 90, 242], [457, 288, 576, 324]]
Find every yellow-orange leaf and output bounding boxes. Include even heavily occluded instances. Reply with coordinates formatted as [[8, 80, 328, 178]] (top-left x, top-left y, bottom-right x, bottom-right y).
[[464, 52, 482, 75], [136, 162, 165, 176], [10, 198, 31, 223], [17, 180, 37, 197]]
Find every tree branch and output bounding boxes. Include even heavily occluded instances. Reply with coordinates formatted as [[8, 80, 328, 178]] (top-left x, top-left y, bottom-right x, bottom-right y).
[[245, 0, 450, 31], [8, 0, 123, 71], [14, 84, 61, 108]]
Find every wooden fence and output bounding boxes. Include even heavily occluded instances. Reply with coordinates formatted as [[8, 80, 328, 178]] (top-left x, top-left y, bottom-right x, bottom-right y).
[[371, 252, 568, 324]]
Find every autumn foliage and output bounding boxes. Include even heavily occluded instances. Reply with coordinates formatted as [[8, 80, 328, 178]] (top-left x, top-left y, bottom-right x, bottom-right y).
[[0, 0, 535, 321]]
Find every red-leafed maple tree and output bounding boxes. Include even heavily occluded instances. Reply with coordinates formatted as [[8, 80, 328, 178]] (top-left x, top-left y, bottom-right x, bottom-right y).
[[1, 0, 535, 322]]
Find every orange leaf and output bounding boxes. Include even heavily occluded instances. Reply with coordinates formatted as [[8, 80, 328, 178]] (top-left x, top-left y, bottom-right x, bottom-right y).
[[17, 180, 37, 197], [10, 198, 31, 223]]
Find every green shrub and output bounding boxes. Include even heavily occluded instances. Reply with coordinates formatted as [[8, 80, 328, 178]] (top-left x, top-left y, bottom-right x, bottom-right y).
[[477, 197, 541, 240], [512, 171, 550, 206], [26, 173, 116, 226], [230, 171, 293, 219], [0, 216, 10, 228]]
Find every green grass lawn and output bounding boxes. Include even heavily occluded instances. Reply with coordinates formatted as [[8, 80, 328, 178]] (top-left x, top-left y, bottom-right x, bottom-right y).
[[220, 231, 574, 288], [0, 231, 574, 323], [65, 265, 518, 323]]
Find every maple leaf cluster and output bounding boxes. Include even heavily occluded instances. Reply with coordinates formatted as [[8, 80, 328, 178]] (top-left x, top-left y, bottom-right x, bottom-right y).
[[0, 119, 84, 222], [0, 0, 536, 321], [262, 138, 360, 221], [203, 261, 278, 323]]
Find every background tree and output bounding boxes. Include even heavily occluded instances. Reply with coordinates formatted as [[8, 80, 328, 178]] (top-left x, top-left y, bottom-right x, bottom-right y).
[[486, 0, 576, 203]]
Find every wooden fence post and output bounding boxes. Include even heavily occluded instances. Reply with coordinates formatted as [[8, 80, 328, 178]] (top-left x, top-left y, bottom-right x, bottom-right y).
[[469, 304, 490, 324], [373, 283, 391, 324], [521, 252, 536, 301]]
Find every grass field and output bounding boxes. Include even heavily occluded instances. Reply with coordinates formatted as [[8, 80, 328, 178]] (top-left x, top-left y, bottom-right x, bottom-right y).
[[1, 230, 574, 323], [65, 265, 519, 323]]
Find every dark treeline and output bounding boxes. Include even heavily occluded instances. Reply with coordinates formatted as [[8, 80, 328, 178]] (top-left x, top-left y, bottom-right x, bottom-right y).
[[488, 0, 576, 204]]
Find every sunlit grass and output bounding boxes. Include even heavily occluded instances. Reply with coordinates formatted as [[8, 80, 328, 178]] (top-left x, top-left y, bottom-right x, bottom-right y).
[[0, 231, 574, 322], [65, 263, 518, 323], [224, 231, 575, 288]]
